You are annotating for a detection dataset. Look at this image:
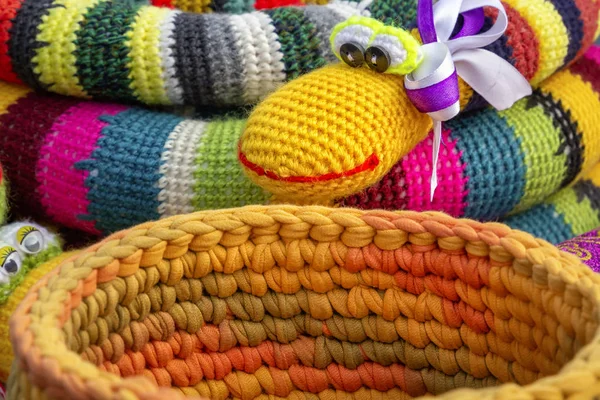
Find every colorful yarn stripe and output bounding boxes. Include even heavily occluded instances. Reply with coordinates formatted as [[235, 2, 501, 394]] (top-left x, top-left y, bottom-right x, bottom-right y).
[[37, 102, 127, 235], [0, 0, 596, 108], [503, 163, 600, 244], [0, 51, 599, 239], [7, 206, 600, 399]]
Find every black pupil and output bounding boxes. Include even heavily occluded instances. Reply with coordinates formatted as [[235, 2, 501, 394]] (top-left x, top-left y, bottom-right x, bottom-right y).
[[365, 46, 390, 73], [340, 43, 364, 67], [4, 259, 17, 273]]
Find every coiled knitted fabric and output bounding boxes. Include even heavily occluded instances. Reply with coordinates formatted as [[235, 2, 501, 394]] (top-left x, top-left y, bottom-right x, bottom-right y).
[[0, 51, 599, 237], [150, 0, 330, 13], [0, 0, 596, 107], [6, 206, 600, 399], [502, 163, 600, 244]]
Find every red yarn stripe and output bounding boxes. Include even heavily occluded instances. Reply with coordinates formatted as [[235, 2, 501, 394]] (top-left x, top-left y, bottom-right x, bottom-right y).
[[0, 0, 25, 84], [238, 144, 380, 183]]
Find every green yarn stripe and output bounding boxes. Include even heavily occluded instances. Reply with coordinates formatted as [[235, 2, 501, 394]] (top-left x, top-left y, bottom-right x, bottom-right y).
[[265, 7, 327, 81], [192, 120, 271, 210], [369, 0, 417, 28], [74, 0, 140, 102], [499, 98, 566, 215], [553, 187, 600, 236]]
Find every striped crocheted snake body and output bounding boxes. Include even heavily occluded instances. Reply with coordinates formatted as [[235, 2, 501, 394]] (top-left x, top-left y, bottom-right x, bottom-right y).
[[0, 0, 597, 107], [0, 49, 599, 242]]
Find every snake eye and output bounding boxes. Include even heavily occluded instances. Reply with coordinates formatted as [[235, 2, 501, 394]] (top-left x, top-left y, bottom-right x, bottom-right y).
[[340, 42, 365, 68], [16, 225, 44, 254], [330, 16, 384, 67], [366, 27, 423, 75], [0, 245, 21, 279], [365, 46, 391, 73]]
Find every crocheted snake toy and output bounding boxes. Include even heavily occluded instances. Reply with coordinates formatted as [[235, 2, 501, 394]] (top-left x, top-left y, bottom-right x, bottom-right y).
[[0, 0, 596, 108], [0, 46, 597, 238], [238, 4, 600, 205]]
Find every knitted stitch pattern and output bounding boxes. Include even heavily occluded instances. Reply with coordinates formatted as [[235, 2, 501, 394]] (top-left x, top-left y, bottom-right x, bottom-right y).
[[502, 162, 600, 244], [0, 166, 7, 226], [0, 0, 596, 107], [0, 51, 599, 237], [239, 46, 600, 205], [6, 206, 600, 399], [150, 0, 331, 12]]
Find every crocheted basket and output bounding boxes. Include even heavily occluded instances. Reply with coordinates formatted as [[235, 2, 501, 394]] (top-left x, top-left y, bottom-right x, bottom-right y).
[[7, 206, 600, 399]]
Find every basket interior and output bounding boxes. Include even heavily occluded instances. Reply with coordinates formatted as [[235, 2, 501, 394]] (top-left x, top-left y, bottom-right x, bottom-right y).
[[57, 221, 599, 399]]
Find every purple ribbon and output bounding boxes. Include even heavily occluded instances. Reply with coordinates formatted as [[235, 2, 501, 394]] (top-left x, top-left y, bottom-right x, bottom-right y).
[[406, 70, 460, 114], [417, 0, 486, 44]]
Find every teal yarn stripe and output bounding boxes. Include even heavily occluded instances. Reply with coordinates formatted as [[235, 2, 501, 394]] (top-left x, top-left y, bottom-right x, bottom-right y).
[[74, 0, 140, 102], [192, 119, 271, 210], [503, 204, 573, 244], [265, 7, 326, 81], [447, 110, 526, 220], [77, 108, 184, 234]]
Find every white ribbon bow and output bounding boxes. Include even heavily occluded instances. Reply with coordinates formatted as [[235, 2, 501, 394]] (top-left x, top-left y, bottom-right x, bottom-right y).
[[406, 0, 532, 201]]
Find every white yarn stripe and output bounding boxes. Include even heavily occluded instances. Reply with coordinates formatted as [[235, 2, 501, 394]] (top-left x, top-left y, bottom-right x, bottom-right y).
[[228, 14, 253, 104], [157, 119, 207, 217], [251, 12, 287, 102], [327, 0, 372, 18], [159, 9, 184, 105]]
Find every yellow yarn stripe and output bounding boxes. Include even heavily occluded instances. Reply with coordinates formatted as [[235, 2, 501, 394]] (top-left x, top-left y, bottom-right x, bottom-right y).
[[33, 0, 103, 98], [0, 83, 30, 116], [126, 6, 172, 105], [540, 71, 600, 181], [172, 0, 213, 13], [502, 0, 569, 87], [0, 251, 78, 382]]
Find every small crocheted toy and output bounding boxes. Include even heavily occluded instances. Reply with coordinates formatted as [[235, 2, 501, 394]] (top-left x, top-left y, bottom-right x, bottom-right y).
[[0, 47, 598, 238], [0, 221, 63, 382], [0, 0, 596, 108]]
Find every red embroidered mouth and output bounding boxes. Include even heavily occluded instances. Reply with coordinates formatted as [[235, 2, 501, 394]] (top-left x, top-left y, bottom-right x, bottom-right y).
[[238, 144, 380, 183]]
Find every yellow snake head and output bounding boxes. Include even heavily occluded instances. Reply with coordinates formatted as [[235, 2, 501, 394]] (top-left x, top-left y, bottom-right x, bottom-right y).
[[238, 17, 442, 204]]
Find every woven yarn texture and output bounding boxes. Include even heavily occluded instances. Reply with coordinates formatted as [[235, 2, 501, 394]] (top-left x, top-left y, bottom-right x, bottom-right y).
[[6, 206, 600, 399]]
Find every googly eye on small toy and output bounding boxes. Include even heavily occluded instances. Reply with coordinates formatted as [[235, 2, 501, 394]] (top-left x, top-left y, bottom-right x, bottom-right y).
[[330, 16, 383, 68], [0, 243, 21, 285], [330, 16, 423, 75], [0, 222, 58, 256], [15, 225, 45, 254], [365, 26, 423, 75]]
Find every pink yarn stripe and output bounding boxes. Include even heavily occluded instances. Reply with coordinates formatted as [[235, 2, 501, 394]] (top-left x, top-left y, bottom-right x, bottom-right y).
[[36, 102, 127, 235], [401, 129, 468, 217], [584, 45, 600, 65]]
